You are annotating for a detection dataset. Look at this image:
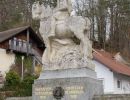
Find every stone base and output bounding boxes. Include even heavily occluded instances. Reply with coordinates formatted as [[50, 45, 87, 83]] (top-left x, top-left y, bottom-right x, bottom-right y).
[[32, 68, 103, 100]]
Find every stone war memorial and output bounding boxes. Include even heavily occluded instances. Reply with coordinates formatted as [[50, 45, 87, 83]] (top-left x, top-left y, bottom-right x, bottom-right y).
[[32, 0, 103, 100]]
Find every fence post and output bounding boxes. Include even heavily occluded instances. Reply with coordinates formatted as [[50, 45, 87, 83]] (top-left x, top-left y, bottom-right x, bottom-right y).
[[21, 56, 24, 80]]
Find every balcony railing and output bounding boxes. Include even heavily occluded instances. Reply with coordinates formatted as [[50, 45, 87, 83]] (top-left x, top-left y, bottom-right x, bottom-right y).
[[7, 39, 43, 64], [8, 39, 33, 55]]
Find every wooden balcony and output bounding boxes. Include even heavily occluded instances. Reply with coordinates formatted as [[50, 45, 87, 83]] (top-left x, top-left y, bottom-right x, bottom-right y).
[[7, 39, 33, 55], [6, 39, 43, 64]]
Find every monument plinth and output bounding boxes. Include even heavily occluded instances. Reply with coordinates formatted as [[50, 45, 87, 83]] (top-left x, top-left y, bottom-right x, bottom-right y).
[[32, 0, 103, 100]]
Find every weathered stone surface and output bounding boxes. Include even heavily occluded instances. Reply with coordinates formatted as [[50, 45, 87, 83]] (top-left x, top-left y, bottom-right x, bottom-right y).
[[33, 70, 103, 100], [32, 0, 94, 70], [39, 68, 97, 79]]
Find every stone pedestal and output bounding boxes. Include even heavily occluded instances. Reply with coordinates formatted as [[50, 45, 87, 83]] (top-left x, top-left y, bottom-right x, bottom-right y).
[[32, 68, 103, 100]]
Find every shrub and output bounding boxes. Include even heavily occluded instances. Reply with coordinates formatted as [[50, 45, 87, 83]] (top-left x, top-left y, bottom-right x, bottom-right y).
[[21, 74, 36, 96], [1, 72, 37, 97], [4, 71, 20, 90], [23, 74, 36, 85], [14, 74, 36, 96]]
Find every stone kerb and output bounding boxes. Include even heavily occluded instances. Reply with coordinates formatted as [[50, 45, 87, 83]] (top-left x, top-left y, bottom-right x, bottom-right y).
[[6, 97, 32, 100]]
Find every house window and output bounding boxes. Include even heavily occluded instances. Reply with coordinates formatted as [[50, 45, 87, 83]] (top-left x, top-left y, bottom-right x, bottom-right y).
[[117, 80, 122, 89]]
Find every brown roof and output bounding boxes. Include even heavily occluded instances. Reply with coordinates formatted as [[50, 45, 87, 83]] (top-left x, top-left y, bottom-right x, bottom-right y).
[[0, 26, 29, 42], [0, 26, 44, 44], [93, 50, 130, 76]]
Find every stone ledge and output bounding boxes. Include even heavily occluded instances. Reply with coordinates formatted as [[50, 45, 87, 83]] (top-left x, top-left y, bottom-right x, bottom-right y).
[[6, 97, 32, 100], [39, 67, 97, 80]]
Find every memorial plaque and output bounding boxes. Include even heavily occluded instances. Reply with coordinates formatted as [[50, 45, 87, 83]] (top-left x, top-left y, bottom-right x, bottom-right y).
[[53, 87, 65, 99]]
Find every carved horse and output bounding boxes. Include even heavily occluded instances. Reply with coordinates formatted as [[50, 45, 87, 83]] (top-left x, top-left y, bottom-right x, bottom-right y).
[[32, 2, 92, 61]]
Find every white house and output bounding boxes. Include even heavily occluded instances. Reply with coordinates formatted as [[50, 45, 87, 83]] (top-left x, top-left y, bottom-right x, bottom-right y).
[[93, 50, 130, 94]]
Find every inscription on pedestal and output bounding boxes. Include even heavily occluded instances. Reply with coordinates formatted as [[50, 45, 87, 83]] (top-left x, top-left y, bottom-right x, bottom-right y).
[[34, 86, 84, 99], [65, 86, 84, 99], [34, 87, 53, 99]]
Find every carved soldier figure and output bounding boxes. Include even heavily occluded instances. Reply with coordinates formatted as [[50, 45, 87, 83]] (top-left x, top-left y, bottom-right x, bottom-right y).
[[50, 0, 72, 37], [48, 0, 73, 61]]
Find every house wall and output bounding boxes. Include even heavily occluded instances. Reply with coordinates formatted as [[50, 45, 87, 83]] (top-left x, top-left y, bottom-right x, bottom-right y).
[[94, 60, 114, 93], [0, 40, 9, 49], [29, 36, 43, 56], [16, 30, 27, 41], [0, 48, 15, 76], [114, 73, 130, 94]]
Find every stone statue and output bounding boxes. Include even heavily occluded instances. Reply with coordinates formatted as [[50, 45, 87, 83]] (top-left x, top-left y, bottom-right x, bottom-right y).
[[32, 0, 94, 70]]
